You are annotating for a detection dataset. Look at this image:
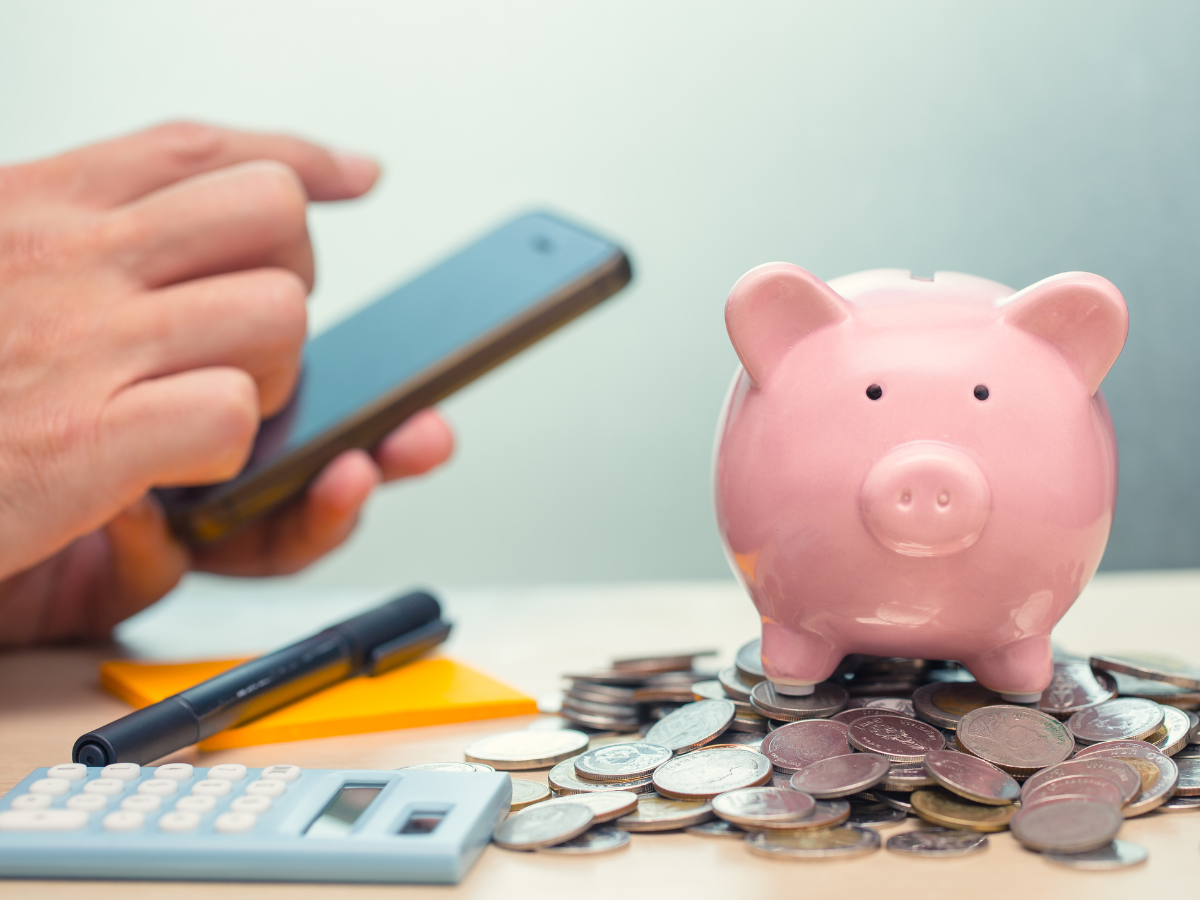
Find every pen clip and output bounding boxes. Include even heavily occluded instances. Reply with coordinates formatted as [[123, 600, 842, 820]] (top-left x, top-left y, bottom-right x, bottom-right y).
[[365, 618, 453, 676]]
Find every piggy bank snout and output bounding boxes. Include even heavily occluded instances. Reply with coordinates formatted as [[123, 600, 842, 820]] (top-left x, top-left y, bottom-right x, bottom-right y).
[[861, 442, 990, 557]]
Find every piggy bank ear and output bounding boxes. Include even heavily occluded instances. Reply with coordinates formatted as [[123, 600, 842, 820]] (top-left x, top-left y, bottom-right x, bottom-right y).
[[726, 263, 849, 386], [1000, 272, 1128, 395]]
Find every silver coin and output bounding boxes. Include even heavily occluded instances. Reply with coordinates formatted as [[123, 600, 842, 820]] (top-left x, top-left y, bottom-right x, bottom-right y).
[[537, 824, 631, 855], [1159, 795, 1200, 812], [652, 747, 772, 799], [1071, 743, 1178, 816], [832, 708, 908, 726], [864, 698, 916, 717], [691, 680, 728, 702], [612, 650, 716, 675], [1174, 757, 1200, 796], [466, 730, 591, 770], [847, 799, 906, 828], [922, 749, 1019, 805], [711, 786, 816, 829], [1043, 838, 1148, 870], [1110, 671, 1200, 707], [717, 732, 765, 750], [615, 793, 714, 831], [911, 682, 1005, 729], [643, 699, 735, 752], [548, 756, 655, 795], [760, 720, 851, 774], [1023, 774, 1126, 808], [510, 779, 551, 810], [1037, 662, 1118, 717], [573, 742, 673, 782], [1010, 797, 1123, 854], [870, 790, 914, 812], [539, 790, 638, 822], [744, 824, 880, 860], [956, 706, 1074, 775], [727, 711, 770, 733], [1188, 711, 1200, 743], [1068, 698, 1165, 744], [561, 696, 639, 719], [1022, 758, 1141, 806], [1090, 652, 1200, 691], [718, 665, 757, 701], [735, 639, 765, 683], [789, 753, 891, 798], [885, 763, 936, 791], [685, 818, 746, 838], [749, 680, 848, 722], [886, 828, 988, 857], [493, 802, 594, 850], [848, 715, 945, 763], [399, 761, 496, 774], [1152, 704, 1191, 756], [566, 682, 637, 702], [561, 711, 642, 733], [1177, 744, 1200, 759]]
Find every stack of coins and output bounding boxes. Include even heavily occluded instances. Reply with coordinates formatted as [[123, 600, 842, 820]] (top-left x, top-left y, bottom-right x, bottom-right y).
[[409, 641, 1200, 866]]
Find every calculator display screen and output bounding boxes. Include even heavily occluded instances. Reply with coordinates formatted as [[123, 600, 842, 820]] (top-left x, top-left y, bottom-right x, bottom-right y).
[[306, 784, 384, 837]]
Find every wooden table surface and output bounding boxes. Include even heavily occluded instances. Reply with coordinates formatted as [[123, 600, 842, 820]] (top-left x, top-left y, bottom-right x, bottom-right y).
[[3, 573, 1200, 898]]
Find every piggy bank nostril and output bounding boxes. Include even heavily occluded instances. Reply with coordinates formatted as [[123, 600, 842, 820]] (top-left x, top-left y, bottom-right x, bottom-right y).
[[937, 491, 950, 507], [899, 489, 912, 507]]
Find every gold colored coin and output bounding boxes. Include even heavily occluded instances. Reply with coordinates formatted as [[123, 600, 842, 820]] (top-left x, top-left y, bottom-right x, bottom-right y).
[[1116, 757, 1160, 793], [910, 787, 1016, 833], [932, 683, 1005, 717]]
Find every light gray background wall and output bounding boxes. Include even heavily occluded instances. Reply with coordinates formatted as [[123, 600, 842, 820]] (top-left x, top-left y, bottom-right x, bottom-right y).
[[1, 1, 1197, 587]]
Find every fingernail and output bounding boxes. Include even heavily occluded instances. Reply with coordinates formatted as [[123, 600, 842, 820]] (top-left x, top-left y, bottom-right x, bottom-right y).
[[332, 151, 381, 192]]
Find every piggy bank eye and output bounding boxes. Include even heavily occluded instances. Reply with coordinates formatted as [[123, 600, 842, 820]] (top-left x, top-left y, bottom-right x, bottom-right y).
[[974, 385, 989, 401], [866, 384, 883, 400]]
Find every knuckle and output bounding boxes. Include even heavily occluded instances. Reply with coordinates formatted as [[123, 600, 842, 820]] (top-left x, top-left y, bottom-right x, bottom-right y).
[[0, 223, 77, 275], [257, 269, 309, 343], [153, 120, 226, 165], [243, 161, 308, 219]]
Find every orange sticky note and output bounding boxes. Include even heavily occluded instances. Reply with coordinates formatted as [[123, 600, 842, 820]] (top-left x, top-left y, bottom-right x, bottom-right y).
[[100, 656, 537, 750]]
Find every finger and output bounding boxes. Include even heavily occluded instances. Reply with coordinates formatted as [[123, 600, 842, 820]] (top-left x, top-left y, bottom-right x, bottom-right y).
[[101, 367, 260, 490], [373, 410, 455, 481], [103, 161, 314, 289], [94, 496, 192, 635], [120, 268, 307, 417], [193, 449, 381, 576], [43, 121, 379, 208]]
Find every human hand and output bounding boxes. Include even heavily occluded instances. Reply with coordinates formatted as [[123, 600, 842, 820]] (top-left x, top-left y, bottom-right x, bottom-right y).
[[0, 122, 453, 645]]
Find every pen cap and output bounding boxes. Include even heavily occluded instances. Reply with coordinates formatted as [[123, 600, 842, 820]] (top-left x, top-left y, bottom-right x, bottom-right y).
[[332, 590, 442, 663], [73, 697, 199, 766]]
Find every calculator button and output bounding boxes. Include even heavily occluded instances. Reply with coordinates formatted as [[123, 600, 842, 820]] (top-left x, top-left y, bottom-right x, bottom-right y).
[[84, 778, 125, 796], [11, 794, 52, 810], [101, 763, 141, 781], [102, 810, 144, 832], [159, 811, 201, 833], [155, 763, 194, 781], [191, 779, 232, 797], [213, 811, 256, 834], [207, 764, 247, 782], [245, 778, 287, 798], [121, 794, 162, 813], [47, 763, 88, 782], [138, 778, 178, 796], [230, 795, 271, 814], [174, 794, 216, 813], [66, 793, 108, 812], [0, 810, 88, 832], [29, 778, 71, 796], [261, 765, 300, 782]]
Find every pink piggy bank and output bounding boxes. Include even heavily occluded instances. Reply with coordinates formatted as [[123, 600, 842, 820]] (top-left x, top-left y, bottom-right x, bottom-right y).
[[714, 265, 1128, 702]]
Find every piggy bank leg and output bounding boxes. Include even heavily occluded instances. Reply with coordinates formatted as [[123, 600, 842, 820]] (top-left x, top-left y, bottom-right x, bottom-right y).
[[962, 636, 1053, 703], [761, 622, 841, 695]]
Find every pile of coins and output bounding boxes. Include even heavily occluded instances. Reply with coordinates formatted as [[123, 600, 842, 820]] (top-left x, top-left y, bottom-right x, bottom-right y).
[[409, 646, 1200, 867]]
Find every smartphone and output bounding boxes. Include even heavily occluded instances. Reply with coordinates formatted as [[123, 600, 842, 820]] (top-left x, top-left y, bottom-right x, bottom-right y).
[[156, 211, 632, 545]]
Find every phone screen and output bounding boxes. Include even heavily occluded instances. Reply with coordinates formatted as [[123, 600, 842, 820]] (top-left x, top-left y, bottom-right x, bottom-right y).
[[243, 212, 619, 472]]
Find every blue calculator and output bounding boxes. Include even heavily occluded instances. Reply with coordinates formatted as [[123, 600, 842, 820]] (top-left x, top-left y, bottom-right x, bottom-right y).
[[0, 763, 510, 883]]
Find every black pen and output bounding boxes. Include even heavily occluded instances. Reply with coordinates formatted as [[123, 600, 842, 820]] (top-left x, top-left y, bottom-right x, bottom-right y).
[[73, 590, 452, 766]]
